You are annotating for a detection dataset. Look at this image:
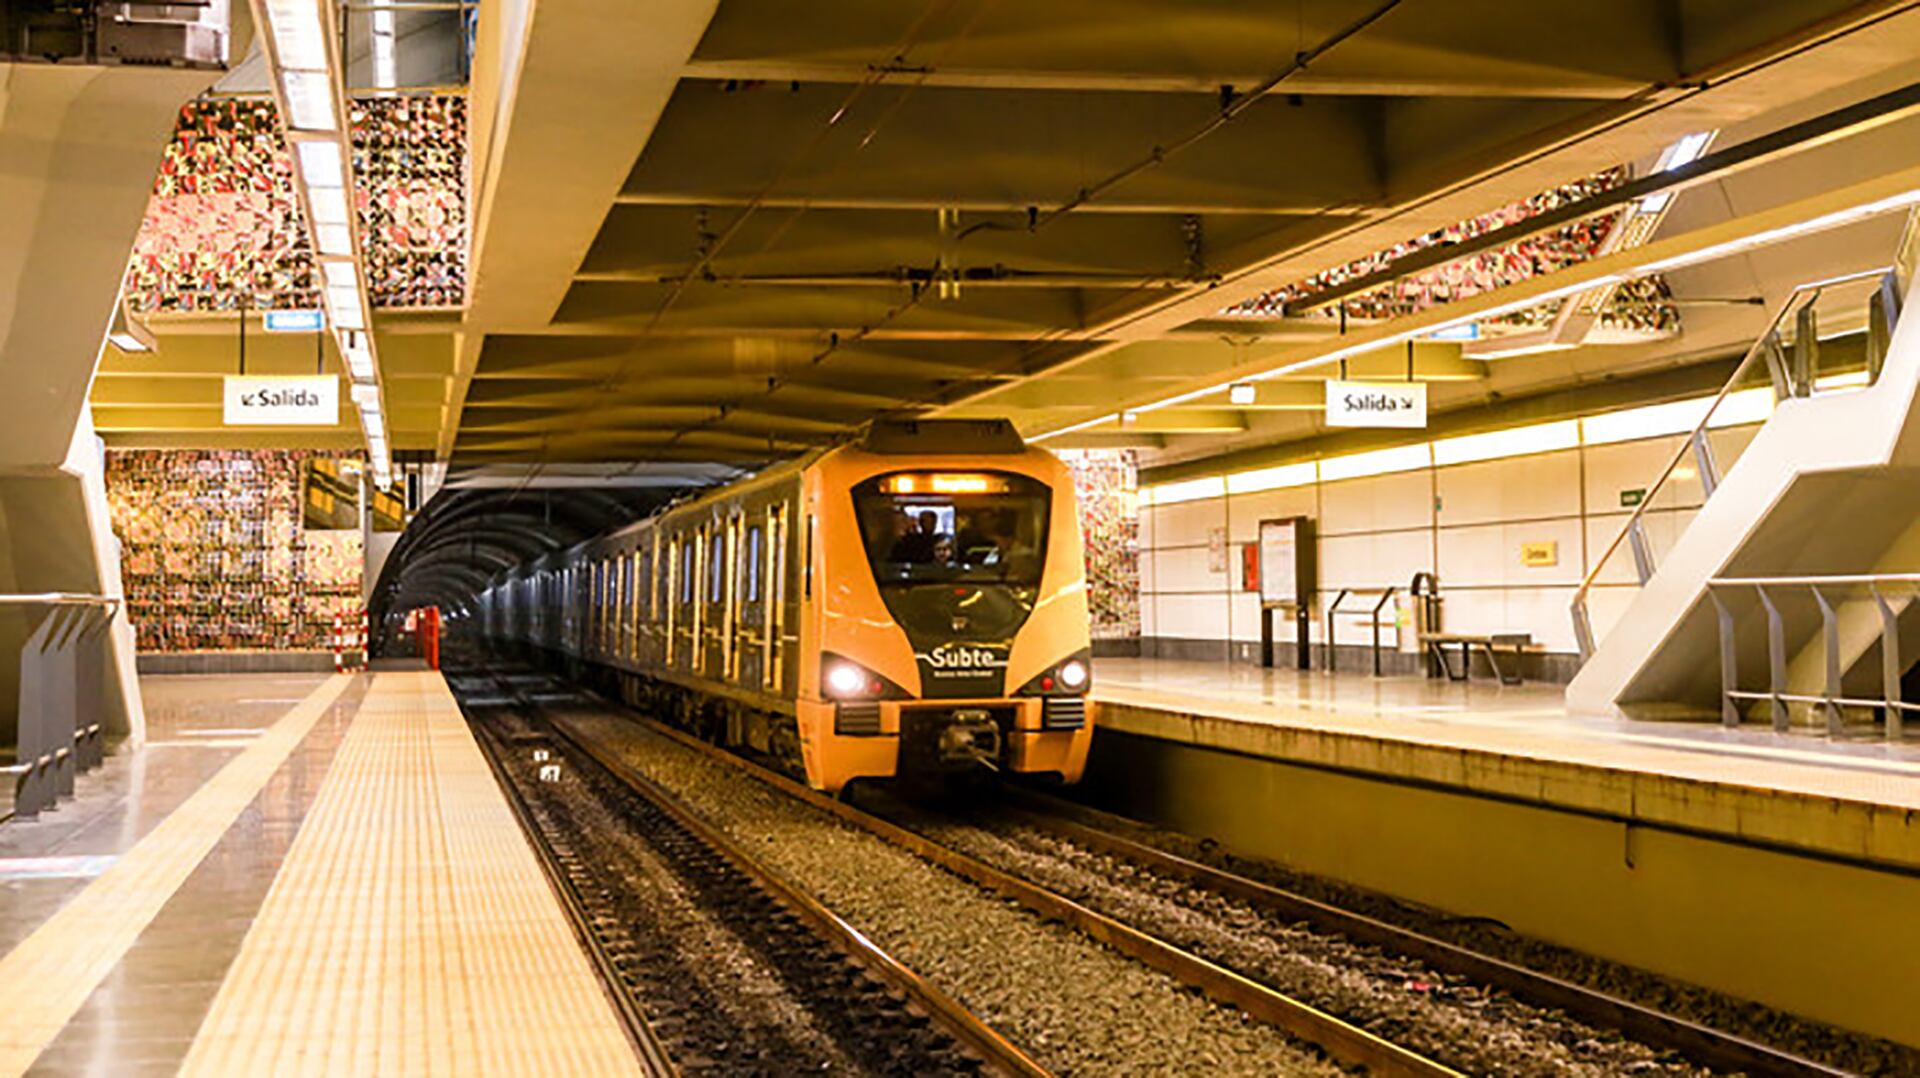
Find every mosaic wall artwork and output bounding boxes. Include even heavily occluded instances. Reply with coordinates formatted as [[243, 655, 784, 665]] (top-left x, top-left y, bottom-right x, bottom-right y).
[[128, 99, 317, 313], [351, 95, 467, 308], [107, 450, 364, 651], [1226, 167, 1681, 338], [126, 95, 467, 314], [1062, 449, 1141, 641]]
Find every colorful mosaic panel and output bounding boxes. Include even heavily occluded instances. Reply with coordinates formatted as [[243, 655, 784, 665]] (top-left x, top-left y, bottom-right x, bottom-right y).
[[1062, 449, 1141, 641], [125, 95, 467, 314], [107, 450, 364, 652]]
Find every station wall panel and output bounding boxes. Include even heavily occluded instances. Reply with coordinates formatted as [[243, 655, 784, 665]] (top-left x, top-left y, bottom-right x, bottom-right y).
[[1136, 428, 1751, 671]]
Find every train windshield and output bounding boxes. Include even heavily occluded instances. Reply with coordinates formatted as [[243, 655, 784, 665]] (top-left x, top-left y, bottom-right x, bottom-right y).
[[854, 472, 1051, 587]]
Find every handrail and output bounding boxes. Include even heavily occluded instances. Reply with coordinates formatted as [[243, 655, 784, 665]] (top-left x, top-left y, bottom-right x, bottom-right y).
[[1324, 586, 1399, 676], [1709, 573, 1920, 587], [0, 593, 121, 611], [1570, 267, 1892, 659]]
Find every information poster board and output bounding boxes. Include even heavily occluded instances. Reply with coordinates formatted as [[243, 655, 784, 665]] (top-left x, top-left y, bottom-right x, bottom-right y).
[[1257, 517, 1314, 606]]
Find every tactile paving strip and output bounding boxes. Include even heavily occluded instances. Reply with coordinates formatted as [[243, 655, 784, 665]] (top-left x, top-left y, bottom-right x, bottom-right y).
[[178, 672, 638, 1076]]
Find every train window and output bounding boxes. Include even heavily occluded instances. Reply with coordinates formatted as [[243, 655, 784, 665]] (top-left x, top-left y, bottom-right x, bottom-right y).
[[743, 525, 761, 603], [852, 472, 1051, 587], [681, 540, 695, 604], [804, 513, 815, 599], [708, 530, 724, 602]]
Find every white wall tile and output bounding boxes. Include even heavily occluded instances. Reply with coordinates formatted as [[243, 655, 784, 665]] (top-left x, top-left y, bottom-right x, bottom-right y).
[[1582, 436, 1703, 514], [1436, 450, 1580, 526], [1149, 545, 1226, 593], [1153, 593, 1231, 640], [1148, 497, 1228, 547], [1438, 518, 1583, 587], [1225, 486, 1318, 542], [1319, 471, 1432, 535], [1321, 529, 1432, 590]]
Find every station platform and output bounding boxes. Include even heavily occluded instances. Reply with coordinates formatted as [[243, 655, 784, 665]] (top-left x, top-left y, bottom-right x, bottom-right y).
[[1085, 657, 1920, 1045], [1092, 656, 1920, 869], [0, 671, 637, 1076]]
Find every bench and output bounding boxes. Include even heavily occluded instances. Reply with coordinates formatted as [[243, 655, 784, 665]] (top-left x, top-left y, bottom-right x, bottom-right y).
[[1421, 631, 1532, 686]]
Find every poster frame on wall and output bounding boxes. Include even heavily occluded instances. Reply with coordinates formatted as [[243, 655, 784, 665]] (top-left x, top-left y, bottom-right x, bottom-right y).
[[1257, 516, 1316, 669]]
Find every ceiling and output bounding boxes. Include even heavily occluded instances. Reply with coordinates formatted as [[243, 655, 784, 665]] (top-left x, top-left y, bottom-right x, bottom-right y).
[[442, 0, 1920, 472], [89, 1, 1920, 476]]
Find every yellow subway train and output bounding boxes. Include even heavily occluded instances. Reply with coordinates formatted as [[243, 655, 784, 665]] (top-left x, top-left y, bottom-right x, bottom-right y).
[[480, 419, 1095, 793]]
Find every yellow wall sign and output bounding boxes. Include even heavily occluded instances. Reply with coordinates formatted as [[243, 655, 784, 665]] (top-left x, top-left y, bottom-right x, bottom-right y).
[[1520, 541, 1559, 568]]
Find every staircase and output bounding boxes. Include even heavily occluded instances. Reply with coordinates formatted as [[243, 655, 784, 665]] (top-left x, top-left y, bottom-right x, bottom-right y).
[[1567, 224, 1920, 734]]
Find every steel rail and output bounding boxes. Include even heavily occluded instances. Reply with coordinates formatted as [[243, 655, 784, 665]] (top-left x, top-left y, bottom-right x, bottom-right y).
[[1004, 792, 1851, 1078], [464, 687, 683, 1078], [606, 711, 1459, 1078], [532, 709, 1053, 1078]]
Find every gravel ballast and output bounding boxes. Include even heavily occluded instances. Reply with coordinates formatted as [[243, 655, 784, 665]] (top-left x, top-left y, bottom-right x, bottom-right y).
[[1042, 794, 1920, 1077], [553, 708, 1352, 1078], [886, 804, 1715, 1078]]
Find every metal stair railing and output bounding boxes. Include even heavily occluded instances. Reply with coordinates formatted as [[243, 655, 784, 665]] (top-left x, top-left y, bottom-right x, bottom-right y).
[[1570, 266, 1900, 661], [1707, 574, 1920, 740]]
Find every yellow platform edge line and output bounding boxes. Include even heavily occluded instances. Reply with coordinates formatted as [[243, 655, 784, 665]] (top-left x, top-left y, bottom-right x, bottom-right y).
[[0, 673, 354, 1076]]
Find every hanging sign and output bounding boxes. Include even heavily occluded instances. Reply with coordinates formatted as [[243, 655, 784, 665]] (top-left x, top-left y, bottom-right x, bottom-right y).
[[223, 375, 338, 426], [262, 309, 325, 333], [1325, 379, 1428, 428]]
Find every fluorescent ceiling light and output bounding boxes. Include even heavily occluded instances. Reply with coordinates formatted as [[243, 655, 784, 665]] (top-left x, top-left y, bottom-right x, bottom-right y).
[[1228, 383, 1256, 405], [1640, 131, 1716, 214], [328, 296, 366, 331], [281, 70, 336, 132], [344, 350, 375, 381], [295, 140, 344, 188], [106, 332, 149, 353], [1319, 443, 1432, 483], [316, 222, 353, 256], [1143, 475, 1225, 506], [1225, 461, 1316, 495], [306, 185, 350, 227], [371, 9, 397, 89], [322, 261, 358, 289], [1473, 340, 1575, 360], [350, 383, 380, 406], [264, 0, 328, 68], [1579, 388, 1773, 446], [1432, 420, 1580, 466], [1637, 189, 1920, 276]]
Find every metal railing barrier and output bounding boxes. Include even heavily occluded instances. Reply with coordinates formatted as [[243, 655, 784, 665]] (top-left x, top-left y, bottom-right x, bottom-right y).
[[1570, 266, 1901, 661], [1706, 574, 1920, 740], [0, 594, 122, 818], [1323, 586, 1399, 676]]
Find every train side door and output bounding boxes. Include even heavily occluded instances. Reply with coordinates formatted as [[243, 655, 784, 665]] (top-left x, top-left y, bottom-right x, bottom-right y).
[[765, 502, 787, 695]]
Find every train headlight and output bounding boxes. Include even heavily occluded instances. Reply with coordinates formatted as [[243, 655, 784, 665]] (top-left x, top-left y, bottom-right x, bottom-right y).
[[826, 661, 871, 698], [1057, 659, 1089, 691]]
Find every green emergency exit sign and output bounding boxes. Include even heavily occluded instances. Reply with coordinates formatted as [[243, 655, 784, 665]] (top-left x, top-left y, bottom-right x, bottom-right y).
[[1620, 488, 1647, 508]]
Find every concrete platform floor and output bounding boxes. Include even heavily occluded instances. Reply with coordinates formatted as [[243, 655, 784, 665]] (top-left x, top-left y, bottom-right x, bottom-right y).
[[1092, 656, 1920, 803], [0, 671, 635, 1076]]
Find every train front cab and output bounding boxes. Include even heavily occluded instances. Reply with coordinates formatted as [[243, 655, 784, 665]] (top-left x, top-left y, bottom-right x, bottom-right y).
[[795, 446, 1095, 793]]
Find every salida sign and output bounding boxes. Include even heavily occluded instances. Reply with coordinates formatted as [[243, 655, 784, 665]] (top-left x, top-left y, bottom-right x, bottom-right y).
[[1324, 379, 1427, 429], [223, 375, 339, 426]]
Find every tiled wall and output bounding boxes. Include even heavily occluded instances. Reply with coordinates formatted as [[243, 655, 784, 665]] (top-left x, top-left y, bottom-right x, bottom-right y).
[[1138, 425, 1758, 675]]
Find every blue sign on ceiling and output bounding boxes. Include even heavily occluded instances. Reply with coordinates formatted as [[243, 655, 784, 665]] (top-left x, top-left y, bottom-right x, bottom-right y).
[[263, 309, 326, 333]]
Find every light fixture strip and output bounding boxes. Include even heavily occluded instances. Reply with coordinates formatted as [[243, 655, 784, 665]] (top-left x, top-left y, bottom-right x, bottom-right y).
[[1037, 172, 1920, 442], [249, 0, 392, 484]]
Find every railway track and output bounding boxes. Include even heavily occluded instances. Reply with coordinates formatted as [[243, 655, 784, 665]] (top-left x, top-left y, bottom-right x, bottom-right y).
[[462, 663, 1865, 1076], [452, 669, 1047, 1078], [591, 694, 1852, 1078], [986, 792, 1852, 1078]]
